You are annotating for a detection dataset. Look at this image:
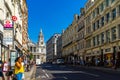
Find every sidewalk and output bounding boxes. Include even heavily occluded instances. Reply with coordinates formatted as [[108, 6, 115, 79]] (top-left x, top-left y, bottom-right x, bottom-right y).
[[24, 65, 36, 80], [71, 65, 120, 73]]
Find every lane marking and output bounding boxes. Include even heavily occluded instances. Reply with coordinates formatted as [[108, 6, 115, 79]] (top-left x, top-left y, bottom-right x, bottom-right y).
[[40, 76, 46, 78], [45, 73, 49, 78], [49, 70, 99, 77], [42, 70, 45, 73], [63, 77, 68, 79], [81, 71, 99, 77], [42, 70, 50, 78]]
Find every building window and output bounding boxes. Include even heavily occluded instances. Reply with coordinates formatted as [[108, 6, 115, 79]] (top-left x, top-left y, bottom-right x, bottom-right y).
[[97, 20, 99, 29], [112, 27, 116, 41], [106, 30, 110, 43], [93, 37, 96, 46], [87, 26, 91, 33], [106, 0, 109, 7], [111, 0, 115, 3], [101, 17, 104, 26], [118, 24, 120, 39], [100, 3, 104, 12], [41, 49, 43, 52], [96, 7, 99, 15], [93, 23, 96, 31], [97, 35, 100, 45], [119, 5, 120, 16], [86, 39, 91, 48], [101, 32, 104, 44], [30, 47, 32, 52], [106, 13, 110, 23], [93, 11, 95, 18], [112, 8, 116, 20], [37, 55, 39, 59], [34, 47, 36, 52]]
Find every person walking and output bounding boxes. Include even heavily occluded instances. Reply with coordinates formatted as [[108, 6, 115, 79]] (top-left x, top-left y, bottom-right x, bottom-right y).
[[0, 60, 4, 80], [21, 56, 25, 80], [14, 57, 24, 80], [2, 61, 9, 80]]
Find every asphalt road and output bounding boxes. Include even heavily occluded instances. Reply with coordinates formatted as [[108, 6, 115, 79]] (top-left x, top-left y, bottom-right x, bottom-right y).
[[35, 63, 120, 80]]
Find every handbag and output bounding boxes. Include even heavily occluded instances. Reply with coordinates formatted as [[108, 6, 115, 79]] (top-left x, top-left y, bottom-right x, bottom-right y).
[[5, 70, 13, 76], [12, 75, 17, 80]]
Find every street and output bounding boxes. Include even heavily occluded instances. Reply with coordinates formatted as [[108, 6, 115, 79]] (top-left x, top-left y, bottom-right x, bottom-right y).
[[35, 63, 120, 80]]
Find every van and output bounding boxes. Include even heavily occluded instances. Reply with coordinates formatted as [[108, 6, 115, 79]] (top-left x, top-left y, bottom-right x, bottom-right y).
[[56, 59, 64, 64]]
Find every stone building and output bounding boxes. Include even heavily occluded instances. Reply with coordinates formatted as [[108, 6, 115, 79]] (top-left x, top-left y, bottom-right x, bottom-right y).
[[62, 15, 79, 63], [76, 8, 85, 63], [84, 0, 120, 66], [22, 0, 29, 54], [46, 34, 61, 62], [57, 35, 62, 59], [0, 0, 28, 66], [28, 29, 46, 64]]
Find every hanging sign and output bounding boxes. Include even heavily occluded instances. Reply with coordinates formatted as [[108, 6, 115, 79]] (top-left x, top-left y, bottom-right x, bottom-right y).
[[12, 16, 17, 21], [4, 20, 13, 28]]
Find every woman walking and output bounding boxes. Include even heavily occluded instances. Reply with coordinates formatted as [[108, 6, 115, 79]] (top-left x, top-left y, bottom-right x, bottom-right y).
[[14, 57, 24, 80]]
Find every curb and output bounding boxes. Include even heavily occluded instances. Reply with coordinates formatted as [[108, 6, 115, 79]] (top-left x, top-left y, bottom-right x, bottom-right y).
[[25, 65, 36, 80]]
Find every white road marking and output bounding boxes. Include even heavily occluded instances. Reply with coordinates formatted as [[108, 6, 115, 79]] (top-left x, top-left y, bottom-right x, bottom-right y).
[[42, 70, 50, 78], [45, 73, 50, 78], [81, 71, 99, 77], [42, 70, 45, 73], [49, 71, 99, 77], [41, 76, 46, 78], [63, 77, 68, 79]]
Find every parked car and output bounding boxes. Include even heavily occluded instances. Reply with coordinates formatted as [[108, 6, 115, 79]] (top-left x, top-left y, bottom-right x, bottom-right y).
[[56, 59, 64, 64]]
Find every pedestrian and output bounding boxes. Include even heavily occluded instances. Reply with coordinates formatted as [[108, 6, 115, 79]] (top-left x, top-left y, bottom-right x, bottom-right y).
[[21, 57, 25, 80], [24, 59, 27, 72], [14, 57, 24, 80], [2, 61, 9, 80], [7, 58, 13, 80], [114, 59, 119, 70], [0, 60, 4, 80]]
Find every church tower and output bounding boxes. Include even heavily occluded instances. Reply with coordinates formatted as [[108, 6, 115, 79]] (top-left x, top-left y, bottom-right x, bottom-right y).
[[37, 29, 46, 54]]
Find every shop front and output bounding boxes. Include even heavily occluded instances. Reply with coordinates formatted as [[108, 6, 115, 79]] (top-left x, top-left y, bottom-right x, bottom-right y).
[[104, 53, 113, 67]]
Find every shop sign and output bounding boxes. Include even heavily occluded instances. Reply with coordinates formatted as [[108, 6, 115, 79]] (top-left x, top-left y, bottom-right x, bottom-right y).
[[4, 20, 13, 28], [12, 16, 17, 21]]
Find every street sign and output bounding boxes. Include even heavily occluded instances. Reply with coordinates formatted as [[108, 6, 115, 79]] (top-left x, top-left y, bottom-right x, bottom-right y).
[[12, 16, 17, 21]]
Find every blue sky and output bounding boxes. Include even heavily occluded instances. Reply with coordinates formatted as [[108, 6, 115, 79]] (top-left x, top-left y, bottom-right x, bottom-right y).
[[27, 0, 87, 43]]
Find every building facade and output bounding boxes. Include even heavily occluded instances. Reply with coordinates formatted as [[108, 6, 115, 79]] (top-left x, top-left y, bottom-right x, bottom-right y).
[[28, 29, 46, 64], [0, 0, 28, 66], [22, 0, 29, 53], [46, 34, 61, 62], [84, 0, 120, 67], [62, 15, 79, 64], [57, 35, 62, 59], [76, 8, 85, 63]]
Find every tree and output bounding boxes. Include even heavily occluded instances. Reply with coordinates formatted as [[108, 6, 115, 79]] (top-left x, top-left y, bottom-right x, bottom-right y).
[[29, 53, 33, 60]]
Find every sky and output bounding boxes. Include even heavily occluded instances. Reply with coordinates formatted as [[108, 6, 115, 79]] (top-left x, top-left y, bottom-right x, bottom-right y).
[[27, 0, 87, 43]]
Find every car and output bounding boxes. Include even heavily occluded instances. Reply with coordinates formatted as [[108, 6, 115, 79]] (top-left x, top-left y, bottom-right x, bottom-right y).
[[56, 59, 64, 64]]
